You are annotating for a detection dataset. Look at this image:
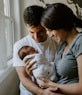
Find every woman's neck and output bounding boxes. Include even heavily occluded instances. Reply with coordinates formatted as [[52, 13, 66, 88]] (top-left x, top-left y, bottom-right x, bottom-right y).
[[66, 28, 78, 46]]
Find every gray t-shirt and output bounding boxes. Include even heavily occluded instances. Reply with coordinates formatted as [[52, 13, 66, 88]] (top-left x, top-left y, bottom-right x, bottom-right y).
[[55, 33, 82, 84]]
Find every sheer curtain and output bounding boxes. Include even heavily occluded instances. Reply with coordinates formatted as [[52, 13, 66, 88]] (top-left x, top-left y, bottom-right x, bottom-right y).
[[0, 0, 7, 70]]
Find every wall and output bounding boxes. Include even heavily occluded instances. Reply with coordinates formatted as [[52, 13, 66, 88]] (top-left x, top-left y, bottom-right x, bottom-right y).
[[0, 69, 19, 95]]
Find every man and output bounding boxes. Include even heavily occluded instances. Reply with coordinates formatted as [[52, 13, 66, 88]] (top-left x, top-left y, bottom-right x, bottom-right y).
[[13, 5, 64, 95]]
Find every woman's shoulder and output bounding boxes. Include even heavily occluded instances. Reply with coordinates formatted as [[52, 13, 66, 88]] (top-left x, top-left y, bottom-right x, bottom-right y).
[[71, 33, 82, 57], [74, 32, 82, 45]]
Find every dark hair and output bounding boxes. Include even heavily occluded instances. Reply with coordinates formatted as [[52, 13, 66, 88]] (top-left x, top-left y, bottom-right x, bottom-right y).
[[18, 46, 30, 60], [41, 3, 82, 31], [23, 5, 44, 26]]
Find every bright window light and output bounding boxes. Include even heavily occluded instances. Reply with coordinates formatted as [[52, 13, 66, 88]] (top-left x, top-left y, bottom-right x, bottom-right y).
[[4, 0, 14, 60]]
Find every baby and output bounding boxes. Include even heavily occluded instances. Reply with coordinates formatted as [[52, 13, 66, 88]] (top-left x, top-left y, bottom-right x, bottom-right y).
[[18, 46, 57, 86]]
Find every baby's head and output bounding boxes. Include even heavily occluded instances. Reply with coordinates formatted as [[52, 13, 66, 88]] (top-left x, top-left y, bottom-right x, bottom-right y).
[[18, 46, 38, 60]]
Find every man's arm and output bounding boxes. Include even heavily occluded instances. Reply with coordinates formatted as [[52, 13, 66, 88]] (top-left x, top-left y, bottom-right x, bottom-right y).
[[16, 66, 65, 95], [15, 66, 42, 95]]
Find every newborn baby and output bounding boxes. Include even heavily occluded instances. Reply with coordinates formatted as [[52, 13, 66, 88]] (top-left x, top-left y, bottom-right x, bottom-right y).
[[18, 46, 57, 85]]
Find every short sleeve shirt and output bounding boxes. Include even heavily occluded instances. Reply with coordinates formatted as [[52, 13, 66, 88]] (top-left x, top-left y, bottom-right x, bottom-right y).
[[13, 35, 58, 66], [55, 33, 82, 84]]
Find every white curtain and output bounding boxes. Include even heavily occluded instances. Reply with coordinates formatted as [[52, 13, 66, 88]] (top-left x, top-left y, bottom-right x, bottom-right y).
[[0, 0, 7, 70]]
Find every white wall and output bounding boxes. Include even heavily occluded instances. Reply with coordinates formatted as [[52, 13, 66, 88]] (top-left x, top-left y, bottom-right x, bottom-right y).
[[0, 69, 19, 95]]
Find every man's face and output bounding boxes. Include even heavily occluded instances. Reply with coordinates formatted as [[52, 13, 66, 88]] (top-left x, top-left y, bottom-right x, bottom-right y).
[[27, 24, 47, 42]]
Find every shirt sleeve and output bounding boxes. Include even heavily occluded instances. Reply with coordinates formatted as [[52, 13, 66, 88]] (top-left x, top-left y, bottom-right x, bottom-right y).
[[13, 42, 25, 67], [73, 37, 82, 58]]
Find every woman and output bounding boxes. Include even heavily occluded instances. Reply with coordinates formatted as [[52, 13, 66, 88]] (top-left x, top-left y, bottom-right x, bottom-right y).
[[39, 3, 82, 95]]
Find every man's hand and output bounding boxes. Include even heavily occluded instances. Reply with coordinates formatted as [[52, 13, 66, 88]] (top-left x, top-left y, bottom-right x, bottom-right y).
[[25, 58, 37, 76]]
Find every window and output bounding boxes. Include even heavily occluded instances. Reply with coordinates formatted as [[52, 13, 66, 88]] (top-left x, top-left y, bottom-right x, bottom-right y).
[[0, 0, 20, 81], [0, 0, 20, 70], [4, 0, 14, 60], [4, 0, 10, 16]]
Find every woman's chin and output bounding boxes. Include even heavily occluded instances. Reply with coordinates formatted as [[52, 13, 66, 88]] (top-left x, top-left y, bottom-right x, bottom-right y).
[[57, 40, 64, 45]]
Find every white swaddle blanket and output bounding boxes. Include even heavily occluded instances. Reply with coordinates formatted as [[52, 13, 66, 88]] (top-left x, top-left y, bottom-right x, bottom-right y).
[[23, 53, 57, 85]]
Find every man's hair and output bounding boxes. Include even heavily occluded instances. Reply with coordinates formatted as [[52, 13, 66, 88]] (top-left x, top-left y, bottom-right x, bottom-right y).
[[23, 5, 44, 26]]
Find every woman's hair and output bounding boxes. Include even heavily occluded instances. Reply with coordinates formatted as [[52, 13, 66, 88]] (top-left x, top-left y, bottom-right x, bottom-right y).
[[23, 5, 44, 26], [41, 3, 82, 31]]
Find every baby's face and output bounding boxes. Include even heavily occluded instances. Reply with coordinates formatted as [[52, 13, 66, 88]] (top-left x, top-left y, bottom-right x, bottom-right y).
[[25, 47, 38, 55]]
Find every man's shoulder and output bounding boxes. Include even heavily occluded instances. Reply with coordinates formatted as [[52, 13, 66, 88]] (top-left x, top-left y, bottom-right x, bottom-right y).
[[14, 35, 30, 45], [14, 35, 32, 49]]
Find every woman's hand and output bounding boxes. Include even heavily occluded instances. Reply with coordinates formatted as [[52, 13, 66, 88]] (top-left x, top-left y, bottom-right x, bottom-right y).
[[38, 87, 64, 95], [25, 58, 37, 76], [38, 77, 57, 88], [39, 87, 58, 95]]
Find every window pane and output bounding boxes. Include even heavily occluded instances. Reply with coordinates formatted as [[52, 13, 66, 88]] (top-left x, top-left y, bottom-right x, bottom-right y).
[[4, 0, 14, 60], [4, 0, 10, 16], [5, 18, 13, 60]]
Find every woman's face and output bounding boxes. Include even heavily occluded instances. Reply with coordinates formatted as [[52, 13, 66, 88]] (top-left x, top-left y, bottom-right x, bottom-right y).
[[47, 28, 68, 43]]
